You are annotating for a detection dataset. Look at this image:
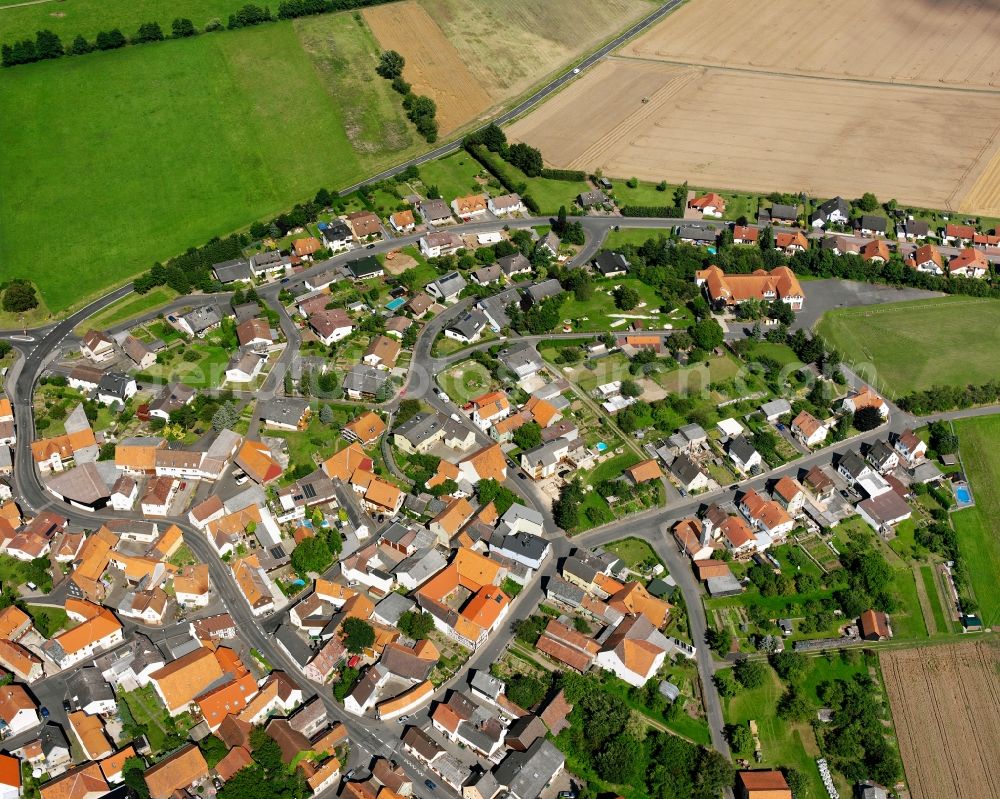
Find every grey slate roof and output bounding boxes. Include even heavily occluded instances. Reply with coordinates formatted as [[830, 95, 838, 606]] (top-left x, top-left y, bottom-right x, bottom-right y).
[[447, 309, 488, 341], [213, 258, 252, 283], [343, 364, 389, 397], [523, 279, 562, 305], [492, 739, 565, 799]]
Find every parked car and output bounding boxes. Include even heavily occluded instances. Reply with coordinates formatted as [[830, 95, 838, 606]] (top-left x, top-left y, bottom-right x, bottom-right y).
[[424, 780, 437, 791], [40, 707, 49, 719]]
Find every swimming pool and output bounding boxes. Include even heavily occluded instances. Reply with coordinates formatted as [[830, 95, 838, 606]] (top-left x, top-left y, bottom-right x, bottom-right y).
[[595, 442, 608, 452], [386, 297, 405, 311], [956, 486, 973, 504]]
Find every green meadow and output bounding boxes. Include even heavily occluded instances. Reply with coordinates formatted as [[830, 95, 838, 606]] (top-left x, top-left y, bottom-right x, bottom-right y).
[[0, 14, 425, 311]]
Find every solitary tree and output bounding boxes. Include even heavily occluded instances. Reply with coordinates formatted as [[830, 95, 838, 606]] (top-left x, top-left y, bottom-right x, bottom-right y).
[[376, 49, 405, 80], [342, 618, 375, 654]]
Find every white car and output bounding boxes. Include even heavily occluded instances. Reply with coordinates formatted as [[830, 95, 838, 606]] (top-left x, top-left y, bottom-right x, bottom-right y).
[[572, 68, 580, 74], [438, 391, 451, 403]]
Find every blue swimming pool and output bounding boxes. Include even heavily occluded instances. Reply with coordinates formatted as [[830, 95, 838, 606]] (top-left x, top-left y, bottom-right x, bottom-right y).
[[956, 486, 972, 504], [595, 442, 608, 452], [386, 297, 405, 311]]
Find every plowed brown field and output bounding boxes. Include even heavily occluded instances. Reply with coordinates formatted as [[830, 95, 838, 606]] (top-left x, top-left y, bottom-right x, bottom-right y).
[[363, 1, 493, 134], [880, 642, 1000, 799]]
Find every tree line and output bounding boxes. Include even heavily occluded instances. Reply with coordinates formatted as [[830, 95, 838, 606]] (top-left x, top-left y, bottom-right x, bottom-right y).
[[2, 1, 402, 68], [375, 50, 438, 143]]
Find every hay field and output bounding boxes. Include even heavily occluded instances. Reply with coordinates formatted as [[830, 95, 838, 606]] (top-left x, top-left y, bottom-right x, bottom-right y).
[[365, 0, 654, 133], [507, 59, 1000, 211], [422, 0, 653, 100], [881, 642, 1000, 799], [624, 0, 1000, 90], [363, 1, 493, 134]]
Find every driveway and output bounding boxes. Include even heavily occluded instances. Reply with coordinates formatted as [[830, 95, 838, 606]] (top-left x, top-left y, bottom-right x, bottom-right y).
[[792, 279, 944, 332]]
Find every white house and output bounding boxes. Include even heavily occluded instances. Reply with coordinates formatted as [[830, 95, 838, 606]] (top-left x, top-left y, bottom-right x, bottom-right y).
[[790, 411, 829, 448], [110, 476, 138, 511], [225, 351, 266, 384], [80, 330, 115, 363], [488, 194, 523, 216], [419, 232, 463, 258], [728, 436, 762, 473]]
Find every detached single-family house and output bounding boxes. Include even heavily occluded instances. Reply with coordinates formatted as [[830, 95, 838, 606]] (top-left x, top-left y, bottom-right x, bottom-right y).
[[225, 351, 266, 384], [892, 429, 927, 466], [122, 335, 156, 370], [488, 194, 523, 216], [857, 214, 888, 237], [80, 330, 115, 363], [577, 190, 608, 209], [861, 239, 890, 263], [728, 435, 762, 474], [947, 247, 990, 278], [790, 410, 829, 447], [451, 194, 488, 220], [320, 220, 353, 251], [390, 210, 416, 233], [906, 243, 944, 274], [445, 310, 489, 344], [897, 218, 930, 241], [347, 210, 382, 240], [810, 196, 849, 228], [309, 308, 354, 345], [688, 192, 726, 217], [420, 232, 464, 259], [427, 271, 467, 304], [420, 198, 453, 225], [942, 223, 975, 245], [842, 386, 889, 419], [592, 251, 629, 278], [669, 453, 709, 493]]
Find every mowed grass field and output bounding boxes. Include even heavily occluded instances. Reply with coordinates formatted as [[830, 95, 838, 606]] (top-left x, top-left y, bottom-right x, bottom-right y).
[[0, 0, 249, 44], [815, 297, 1000, 396], [0, 15, 424, 312], [952, 415, 1000, 627]]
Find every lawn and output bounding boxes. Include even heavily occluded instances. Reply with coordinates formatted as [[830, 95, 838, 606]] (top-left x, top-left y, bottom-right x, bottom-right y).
[[560, 278, 668, 332], [266, 410, 360, 480], [815, 297, 1000, 396], [604, 537, 663, 570], [0, 16, 426, 312], [471, 145, 588, 214], [919, 564, 951, 635], [0, 0, 256, 44], [73, 286, 179, 335], [438, 360, 494, 404], [744, 341, 805, 369], [26, 605, 69, 637], [135, 343, 230, 389], [607, 178, 676, 207], [722, 654, 872, 799], [654, 354, 742, 395], [951, 414, 1000, 626], [587, 450, 641, 486], [416, 152, 485, 201], [603, 227, 673, 249]]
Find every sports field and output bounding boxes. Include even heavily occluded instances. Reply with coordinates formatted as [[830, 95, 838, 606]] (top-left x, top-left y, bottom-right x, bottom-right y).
[[952, 415, 1000, 627], [0, 16, 423, 311], [0, 0, 247, 45], [365, 0, 653, 133], [815, 297, 1000, 396]]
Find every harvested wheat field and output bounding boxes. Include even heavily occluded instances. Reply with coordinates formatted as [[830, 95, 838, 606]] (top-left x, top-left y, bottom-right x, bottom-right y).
[[365, 0, 654, 133], [880, 642, 1000, 799], [364, 1, 493, 134], [507, 59, 1000, 211], [625, 0, 1000, 90], [421, 0, 653, 101]]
